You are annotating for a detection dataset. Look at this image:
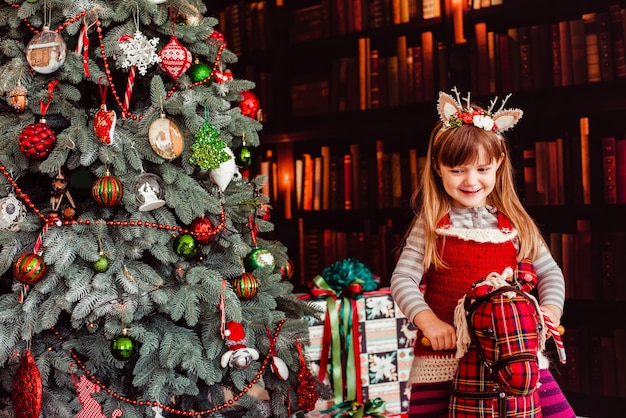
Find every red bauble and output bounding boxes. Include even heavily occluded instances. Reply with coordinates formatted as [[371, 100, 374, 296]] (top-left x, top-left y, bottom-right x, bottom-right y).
[[239, 91, 261, 120], [158, 36, 192, 81], [18, 121, 57, 159], [279, 259, 295, 281], [13, 253, 46, 285], [191, 216, 218, 245], [12, 350, 43, 418], [207, 30, 226, 47], [92, 173, 123, 207], [232, 272, 259, 300]]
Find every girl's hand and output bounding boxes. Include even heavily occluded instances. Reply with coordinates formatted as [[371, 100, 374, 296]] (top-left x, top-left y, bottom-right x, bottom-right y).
[[414, 310, 456, 350], [540, 304, 562, 328]]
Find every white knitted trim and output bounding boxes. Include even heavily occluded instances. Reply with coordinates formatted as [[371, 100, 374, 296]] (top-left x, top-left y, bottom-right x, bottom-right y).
[[436, 226, 517, 243], [409, 355, 459, 384], [538, 351, 550, 370]]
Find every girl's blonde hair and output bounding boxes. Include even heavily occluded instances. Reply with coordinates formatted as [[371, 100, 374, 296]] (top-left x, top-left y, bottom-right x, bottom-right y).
[[409, 118, 545, 269]]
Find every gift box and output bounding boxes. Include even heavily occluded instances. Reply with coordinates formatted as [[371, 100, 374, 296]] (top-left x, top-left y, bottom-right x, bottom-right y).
[[300, 288, 416, 416]]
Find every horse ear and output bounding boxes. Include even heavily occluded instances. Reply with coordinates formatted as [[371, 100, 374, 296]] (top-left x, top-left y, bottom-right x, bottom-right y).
[[437, 92, 462, 125], [493, 109, 523, 132]]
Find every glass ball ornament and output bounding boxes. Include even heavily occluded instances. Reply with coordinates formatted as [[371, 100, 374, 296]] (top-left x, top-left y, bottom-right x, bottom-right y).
[[26, 28, 67, 74], [232, 272, 259, 300], [135, 173, 166, 211], [93, 254, 110, 273], [92, 171, 123, 207], [173, 233, 198, 258], [279, 258, 295, 281], [189, 62, 213, 83], [13, 253, 46, 285], [243, 248, 275, 272], [235, 145, 252, 168], [191, 216, 218, 245], [110, 332, 139, 361]]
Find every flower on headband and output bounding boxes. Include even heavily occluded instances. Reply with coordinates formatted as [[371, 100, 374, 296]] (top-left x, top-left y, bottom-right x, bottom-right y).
[[438, 87, 523, 135]]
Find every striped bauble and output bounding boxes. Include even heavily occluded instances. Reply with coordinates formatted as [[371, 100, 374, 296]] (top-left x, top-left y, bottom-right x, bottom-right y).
[[92, 172, 123, 207], [13, 252, 46, 285], [232, 272, 259, 300]]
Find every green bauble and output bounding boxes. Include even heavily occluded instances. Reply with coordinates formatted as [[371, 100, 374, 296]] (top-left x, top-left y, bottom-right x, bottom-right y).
[[235, 146, 252, 167], [93, 254, 110, 273], [173, 233, 198, 258], [110, 334, 138, 361], [189, 62, 213, 83], [243, 248, 275, 272]]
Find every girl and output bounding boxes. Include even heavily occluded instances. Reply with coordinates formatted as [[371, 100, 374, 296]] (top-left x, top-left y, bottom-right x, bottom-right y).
[[390, 89, 574, 417]]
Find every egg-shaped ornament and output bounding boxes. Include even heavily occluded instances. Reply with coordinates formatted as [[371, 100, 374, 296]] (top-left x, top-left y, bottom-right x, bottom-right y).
[[148, 113, 184, 160], [135, 173, 166, 211], [8, 80, 28, 113], [19, 119, 57, 160], [92, 171, 123, 207], [13, 253, 46, 285], [158, 36, 192, 81], [26, 27, 67, 74]]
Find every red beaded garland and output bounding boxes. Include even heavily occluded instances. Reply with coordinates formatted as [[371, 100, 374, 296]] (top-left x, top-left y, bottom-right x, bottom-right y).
[[51, 320, 285, 416]]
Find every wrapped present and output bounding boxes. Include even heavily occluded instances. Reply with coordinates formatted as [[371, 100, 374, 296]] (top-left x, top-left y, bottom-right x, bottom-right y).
[[300, 260, 416, 416]]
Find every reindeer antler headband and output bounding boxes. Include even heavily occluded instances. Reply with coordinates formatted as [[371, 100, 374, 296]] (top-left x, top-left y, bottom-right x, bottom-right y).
[[437, 87, 523, 135]]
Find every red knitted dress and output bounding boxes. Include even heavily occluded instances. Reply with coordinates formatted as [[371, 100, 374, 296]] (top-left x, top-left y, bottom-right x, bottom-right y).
[[411, 210, 518, 383]]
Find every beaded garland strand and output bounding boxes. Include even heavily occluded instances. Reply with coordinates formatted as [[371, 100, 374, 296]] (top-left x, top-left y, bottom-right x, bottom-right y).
[[9, 2, 225, 120], [52, 319, 286, 416]]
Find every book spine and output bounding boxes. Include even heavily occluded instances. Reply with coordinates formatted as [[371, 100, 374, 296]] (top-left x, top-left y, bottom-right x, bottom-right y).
[[609, 3, 626, 78], [596, 11, 615, 82], [602, 136, 617, 204], [616, 136, 626, 203], [343, 154, 353, 210]]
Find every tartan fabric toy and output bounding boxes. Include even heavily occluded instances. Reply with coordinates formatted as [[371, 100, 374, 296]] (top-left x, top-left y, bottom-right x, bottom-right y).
[[450, 267, 547, 417]]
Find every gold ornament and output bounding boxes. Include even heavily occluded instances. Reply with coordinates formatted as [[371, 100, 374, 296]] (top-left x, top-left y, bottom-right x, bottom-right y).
[[8, 80, 28, 113]]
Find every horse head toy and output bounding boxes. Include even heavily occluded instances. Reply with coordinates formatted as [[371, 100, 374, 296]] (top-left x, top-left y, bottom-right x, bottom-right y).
[[450, 264, 548, 417]]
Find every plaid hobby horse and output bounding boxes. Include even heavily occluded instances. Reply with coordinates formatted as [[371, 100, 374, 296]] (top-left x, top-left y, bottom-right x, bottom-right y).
[[449, 262, 548, 417]]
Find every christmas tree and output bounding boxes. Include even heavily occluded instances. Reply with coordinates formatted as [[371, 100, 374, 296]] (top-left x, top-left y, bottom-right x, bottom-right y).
[[0, 1, 322, 417]]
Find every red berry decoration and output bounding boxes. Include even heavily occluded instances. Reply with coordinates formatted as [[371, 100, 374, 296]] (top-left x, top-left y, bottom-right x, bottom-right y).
[[18, 121, 57, 159], [239, 91, 261, 120], [232, 272, 259, 300], [13, 253, 46, 285], [92, 171, 123, 207]]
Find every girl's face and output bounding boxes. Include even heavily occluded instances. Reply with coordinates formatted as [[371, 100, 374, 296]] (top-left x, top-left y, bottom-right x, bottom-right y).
[[437, 146, 503, 208]]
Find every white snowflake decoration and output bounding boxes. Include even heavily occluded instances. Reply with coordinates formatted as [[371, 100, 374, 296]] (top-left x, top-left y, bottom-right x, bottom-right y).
[[118, 31, 161, 75], [366, 296, 394, 319], [368, 353, 398, 384]]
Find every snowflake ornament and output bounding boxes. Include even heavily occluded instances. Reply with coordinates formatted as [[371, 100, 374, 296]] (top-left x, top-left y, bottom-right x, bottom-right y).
[[118, 31, 161, 75]]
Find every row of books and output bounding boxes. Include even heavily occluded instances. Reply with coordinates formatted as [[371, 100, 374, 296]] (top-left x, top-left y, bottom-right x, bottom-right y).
[[290, 3, 626, 116], [217, 1, 270, 55], [485, 5, 626, 95], [258, 141, 427, 216], [524, 120, 626, 206], [288, 0, 443, 44], [546, 223, 626, 302], [298, 218, 401, 286], [556, 326, 626, 399]]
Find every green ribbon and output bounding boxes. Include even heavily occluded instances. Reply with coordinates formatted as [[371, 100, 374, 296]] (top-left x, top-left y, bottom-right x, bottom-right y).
[[311, 274, 363, 405], [321, 398, 387, 418]]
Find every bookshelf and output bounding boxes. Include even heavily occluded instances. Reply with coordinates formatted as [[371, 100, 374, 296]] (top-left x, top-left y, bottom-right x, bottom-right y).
[[207, 1, 626, 415]]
